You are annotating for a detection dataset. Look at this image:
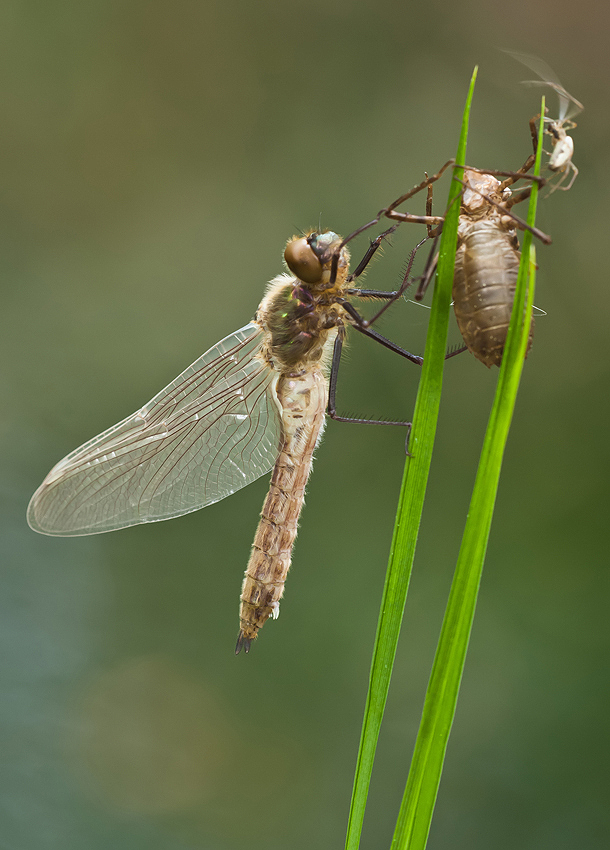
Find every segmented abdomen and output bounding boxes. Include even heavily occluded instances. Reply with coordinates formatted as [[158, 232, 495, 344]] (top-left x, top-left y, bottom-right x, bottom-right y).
[[453, 221, 534, 368], [236, 368, 328, 652]]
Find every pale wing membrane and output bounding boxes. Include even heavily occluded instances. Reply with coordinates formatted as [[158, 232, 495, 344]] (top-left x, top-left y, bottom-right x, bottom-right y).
[[28, 323, 282, 536]]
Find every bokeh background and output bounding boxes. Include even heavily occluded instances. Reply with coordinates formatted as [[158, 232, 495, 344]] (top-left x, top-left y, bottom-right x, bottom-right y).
[[2, 1, 608, 848]]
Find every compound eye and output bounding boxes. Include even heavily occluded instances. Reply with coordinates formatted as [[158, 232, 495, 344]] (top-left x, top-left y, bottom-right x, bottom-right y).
[[284, 237, 323, 283]]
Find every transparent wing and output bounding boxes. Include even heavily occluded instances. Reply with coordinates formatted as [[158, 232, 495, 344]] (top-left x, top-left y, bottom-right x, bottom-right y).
[[28, 323, 282, 536]]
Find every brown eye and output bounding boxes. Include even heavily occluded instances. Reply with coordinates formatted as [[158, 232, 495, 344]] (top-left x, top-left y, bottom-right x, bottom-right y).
[[284, 237, 323, 284]]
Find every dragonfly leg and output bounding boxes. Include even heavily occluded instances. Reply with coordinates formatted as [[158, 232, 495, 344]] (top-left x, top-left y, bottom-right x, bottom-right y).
[[380, 159, 454, 219], [464, 163, 542, 189], [455, 176, 551, 244], [529, 110, 545, 154], [404, 422, 413, 456], [344, 233, 431, 327], [327, 333, 414, 428], [413, 225, 442, 302], [326, 324, 462, 436], [345, 225, 399, 281], [425, 176, 435, 236], [330, 222, 393, 285], [329, 160, 454, 285], [338, 302, 424, 365]]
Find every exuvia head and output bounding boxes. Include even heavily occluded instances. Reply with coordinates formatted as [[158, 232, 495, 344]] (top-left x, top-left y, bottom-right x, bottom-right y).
[[461, 170, 504, 215]]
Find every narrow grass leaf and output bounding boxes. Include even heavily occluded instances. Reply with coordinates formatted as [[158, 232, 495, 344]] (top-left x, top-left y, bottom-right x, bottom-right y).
[[344, 68, 479, 850], [390, 98, 545, 850]]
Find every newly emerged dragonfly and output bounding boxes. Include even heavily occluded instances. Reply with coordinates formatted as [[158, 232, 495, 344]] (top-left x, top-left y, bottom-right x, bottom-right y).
[[28, 229, 426, 653]]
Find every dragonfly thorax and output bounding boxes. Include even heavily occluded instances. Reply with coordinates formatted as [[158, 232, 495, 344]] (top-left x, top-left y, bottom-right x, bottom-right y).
[[253, 230, 351, 371], [258, 277, 341, 372]]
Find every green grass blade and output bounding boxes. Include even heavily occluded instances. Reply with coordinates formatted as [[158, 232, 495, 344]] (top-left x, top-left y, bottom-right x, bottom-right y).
[[344, 67, 478, 850], [390, 99, 545, 850]]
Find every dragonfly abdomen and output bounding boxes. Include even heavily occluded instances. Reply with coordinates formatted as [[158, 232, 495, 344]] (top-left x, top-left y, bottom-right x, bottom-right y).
[[236, 368, 328, 652]]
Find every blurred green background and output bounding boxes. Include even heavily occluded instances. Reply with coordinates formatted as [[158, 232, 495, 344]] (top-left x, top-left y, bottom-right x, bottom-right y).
[[2, 0, 608, 848]]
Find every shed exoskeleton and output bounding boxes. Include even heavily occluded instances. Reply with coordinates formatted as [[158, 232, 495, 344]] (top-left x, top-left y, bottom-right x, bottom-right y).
[[452, 168, 540, 367], [330, 154, 550, 368]]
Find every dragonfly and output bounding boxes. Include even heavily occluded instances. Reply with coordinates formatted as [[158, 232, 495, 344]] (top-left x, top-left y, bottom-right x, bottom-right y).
[[28, 228, 428, 653]]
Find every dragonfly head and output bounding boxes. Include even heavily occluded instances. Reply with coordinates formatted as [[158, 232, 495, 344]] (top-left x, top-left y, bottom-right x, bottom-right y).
[[284, 231, 348, 286]]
